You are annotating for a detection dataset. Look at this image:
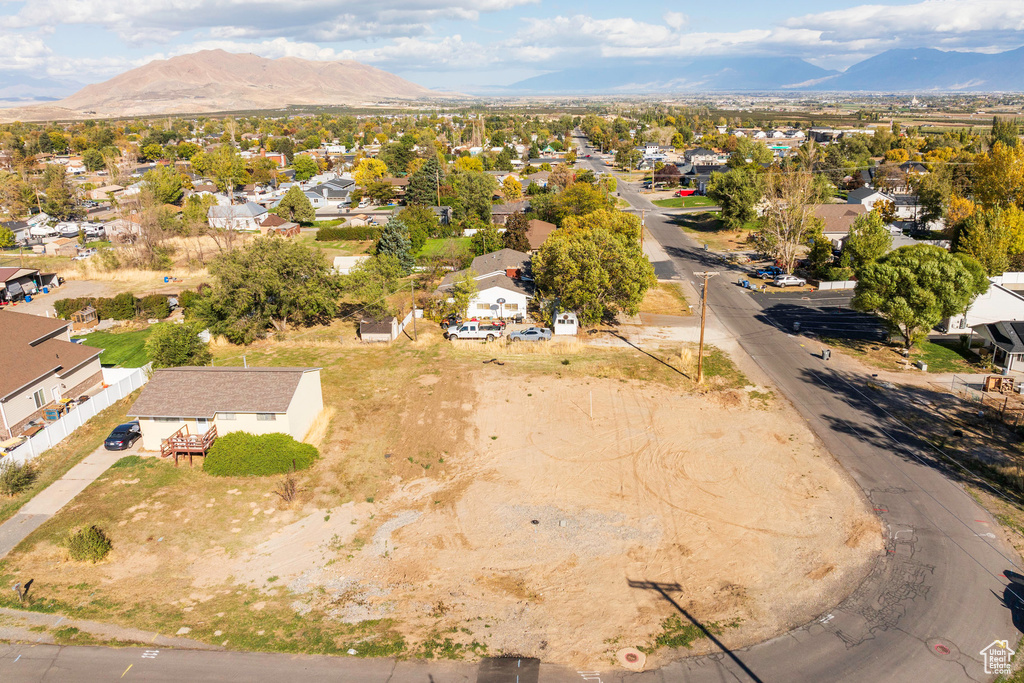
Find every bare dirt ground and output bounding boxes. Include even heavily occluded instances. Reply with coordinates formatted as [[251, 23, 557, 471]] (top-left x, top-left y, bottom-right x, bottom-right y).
[[232, 369, 880, 668]]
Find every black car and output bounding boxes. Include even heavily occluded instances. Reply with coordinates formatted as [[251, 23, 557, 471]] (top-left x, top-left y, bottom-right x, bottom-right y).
[[104, 422, 141, 450]]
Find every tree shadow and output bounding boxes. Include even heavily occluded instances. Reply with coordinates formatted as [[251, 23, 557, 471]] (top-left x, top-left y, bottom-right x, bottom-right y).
[[605, 331, 691, 380], [997, 570, 1024, 634], [628, 579, 763, 683]]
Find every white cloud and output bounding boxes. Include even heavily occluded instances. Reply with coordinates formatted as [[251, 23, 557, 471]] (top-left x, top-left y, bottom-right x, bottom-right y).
[[663, 12, 688, 31]]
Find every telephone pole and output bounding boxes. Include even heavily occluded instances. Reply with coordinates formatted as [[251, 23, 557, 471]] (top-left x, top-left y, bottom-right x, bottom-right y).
[[694, 271, 719, 384], [410, 279, 418, 341], [639, 209, 646, 247]]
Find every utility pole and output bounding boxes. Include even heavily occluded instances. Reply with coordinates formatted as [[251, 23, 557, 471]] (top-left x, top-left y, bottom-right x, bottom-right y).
[[435, 166, 440, 207], [410, 279, 418, 341], [694, 271, 719, 384], [639, 209, 646, 248]]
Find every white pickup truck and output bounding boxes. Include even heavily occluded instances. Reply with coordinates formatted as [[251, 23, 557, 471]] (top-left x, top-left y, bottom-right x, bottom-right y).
[[444, 321, 504, 342]]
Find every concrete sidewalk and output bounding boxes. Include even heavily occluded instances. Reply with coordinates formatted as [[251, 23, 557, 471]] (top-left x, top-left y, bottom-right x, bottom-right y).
[[0, 445, 133, 559]]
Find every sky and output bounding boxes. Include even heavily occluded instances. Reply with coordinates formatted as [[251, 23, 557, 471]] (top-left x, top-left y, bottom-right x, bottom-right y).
[[3, 0, 1024, 90]]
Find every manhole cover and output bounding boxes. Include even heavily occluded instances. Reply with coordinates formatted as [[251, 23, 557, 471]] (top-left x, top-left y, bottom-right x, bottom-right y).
[[926, 638, 960, 661], [616, 647, 646, 671]]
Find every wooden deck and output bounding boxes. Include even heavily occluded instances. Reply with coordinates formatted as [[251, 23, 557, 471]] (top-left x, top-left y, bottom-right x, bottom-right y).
[[160, 424, 217, 467]]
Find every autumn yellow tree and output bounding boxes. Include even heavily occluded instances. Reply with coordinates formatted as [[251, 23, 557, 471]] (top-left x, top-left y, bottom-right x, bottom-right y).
[[501, 176, 523, 201], [973, 142, 1024, 209], [354, 158, 388, 186]]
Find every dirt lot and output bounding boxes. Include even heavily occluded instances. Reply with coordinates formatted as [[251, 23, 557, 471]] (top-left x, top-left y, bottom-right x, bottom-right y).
[[0, 332, 880, 668]]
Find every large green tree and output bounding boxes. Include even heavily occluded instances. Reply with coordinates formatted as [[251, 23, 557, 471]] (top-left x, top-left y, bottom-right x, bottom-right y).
[[143, 165, 184, 205], [395, 205, 436, 253], [852, 245, 988, 349], [534, 226, 655, 324], [502, 211, 531, 252], [448, 170, 498, 222], [407, 156, 444, 206], [707, 167, 762, 229], [292, 155, 319, 182], [841, 211, 892, 273], [339, 254, 405, 319], [376, 217, 415, 272], [274, 186, 316, 224], [561, 208, 641, 241], [41, 164, 80, 221], [146, 321, 213, 368], [470, 223, 503, 256], [195, 238, 340, 344]]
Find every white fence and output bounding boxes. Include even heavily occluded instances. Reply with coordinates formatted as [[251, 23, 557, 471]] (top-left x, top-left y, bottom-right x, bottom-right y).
[[6, 365, 150, 465], [396, 309, 424, 338], [817, 280, 857, 291]]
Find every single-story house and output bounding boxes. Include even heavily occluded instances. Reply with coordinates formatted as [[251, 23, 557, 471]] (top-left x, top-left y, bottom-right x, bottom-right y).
[[0, 309, 102, 439], [257, 213, 300, 237], [359, 318, 399, 343], [491, 200, 531, 226], [1, 220, 30, 244], [191, 182, 218, 196], [45, 237, 79, 257], [525, 219, 556, 251], [208, 202, 268, 231], [972, 321, 1024, 374], [88, 185, 124, 201], [0, 267, 58, 303], [815, 204, 869, 246], [944, 273, 1024, 333], [437, 248, 533, 320], [306, 178, 355, 207], [128, 367, 324, 451], [847, 187, 894, 213]]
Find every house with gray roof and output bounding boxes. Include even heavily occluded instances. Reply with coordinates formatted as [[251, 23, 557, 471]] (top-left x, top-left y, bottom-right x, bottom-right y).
[[207, 202, 268, 231], [972, 321, 1024, 373], [128, 366, 323, 451], [437, 249, 532, 321]]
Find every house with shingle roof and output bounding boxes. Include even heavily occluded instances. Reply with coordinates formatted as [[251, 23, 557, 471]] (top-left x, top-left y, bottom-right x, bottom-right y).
[[128, 366, 323, 451], [437, 248, 533, 321], [0, 309, 102, 439]]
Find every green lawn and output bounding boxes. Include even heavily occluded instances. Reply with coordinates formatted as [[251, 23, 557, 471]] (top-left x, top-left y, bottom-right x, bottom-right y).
[[74, 327, 154, 367], [915, 339, 983, 373], [653, 196, 717, 209], [418, 237, 472, 257]]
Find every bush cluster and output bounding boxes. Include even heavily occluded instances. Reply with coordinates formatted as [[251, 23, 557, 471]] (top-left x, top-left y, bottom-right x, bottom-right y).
[[203, 432, 318, 477], [66, 525, 112, 563], [316, 226, 382, 241], [54, 293, 170, 321], [0, 461, 37, 496]]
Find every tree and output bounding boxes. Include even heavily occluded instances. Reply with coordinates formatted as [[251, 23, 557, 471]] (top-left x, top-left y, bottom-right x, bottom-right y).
[[990, 116, 1021, 148], [841, 211, 892, 273], [956, 206, 1024, 275], [470, 223, 503, 256], [141, 143, 164, 162], [195, 238, 339, 344], [395, 205, 436, 253], [753, 169, 820, 273], [534, 226, 655, 324], [376, 217, 414, 272], [143, 165, 184, 205], [274, 186, 316, 224], [874, 198, 898, 224], [454, 156, 484, 173], [448, 170, 498, 222], [146, 321, 213, 368], [41, 164, 80, 221], [852, 244, 988, 349], [339, 254, 405, 318], [380, 135, 416, 176], [365, 181, 396, 204], [973, 142, 1024, 209], [707, 167, 762, 229], [292, 155, 318, 182], [546, 182, 612, 226], [561, 208, 641, 241], [0, 225, 13, 248], [502, 211, 531, 252], [502, 176, 523, 201], [446, 270, 479, 318], [407, 156, 443, 206], [912, 169, 952, 226], [209, 146, 249, 194], [354, 158, 388, 186], [82, 148, 105, 171]]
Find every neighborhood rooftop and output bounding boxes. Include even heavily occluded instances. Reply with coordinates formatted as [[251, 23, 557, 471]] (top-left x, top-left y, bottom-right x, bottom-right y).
[[0, 309, 100, 401], [128, 366, 321, 419]]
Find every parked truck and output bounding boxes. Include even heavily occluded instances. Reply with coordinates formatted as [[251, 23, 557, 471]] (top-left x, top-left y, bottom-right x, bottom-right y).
[[444, 321, 504, 342]]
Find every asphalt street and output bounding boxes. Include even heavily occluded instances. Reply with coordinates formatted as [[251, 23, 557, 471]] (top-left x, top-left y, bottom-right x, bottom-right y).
[[752, 290, 888, 341]]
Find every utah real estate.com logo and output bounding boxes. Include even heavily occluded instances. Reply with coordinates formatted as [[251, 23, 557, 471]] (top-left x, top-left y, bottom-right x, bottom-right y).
[[981, 640, 1015, 675]]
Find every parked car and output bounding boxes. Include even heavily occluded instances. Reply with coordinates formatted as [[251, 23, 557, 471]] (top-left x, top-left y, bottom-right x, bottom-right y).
[[508, 327, 552, 342], [756, 266, 784, 279], [104, 422, 141, 450], [773, 275, 807, 288], [445, 322, 504, 341]]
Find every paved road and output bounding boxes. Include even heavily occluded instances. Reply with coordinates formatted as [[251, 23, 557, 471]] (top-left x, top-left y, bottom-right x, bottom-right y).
[[753, 290, 888, 341], [638, 203, 1022, 682]]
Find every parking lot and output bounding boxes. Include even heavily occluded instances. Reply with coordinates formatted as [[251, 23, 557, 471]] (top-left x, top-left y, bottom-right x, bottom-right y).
[[752, 290, 888, 341]]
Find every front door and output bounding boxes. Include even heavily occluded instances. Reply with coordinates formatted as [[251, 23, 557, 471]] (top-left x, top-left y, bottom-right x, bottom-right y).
[[196, 418, 210, 433], [51, 386, 61, 403]]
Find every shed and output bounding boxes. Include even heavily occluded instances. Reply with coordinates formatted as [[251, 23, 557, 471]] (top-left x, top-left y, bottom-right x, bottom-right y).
[[553, 310, 579, 336], [359, 317, 399, 343], [71, 306, 98, 332]]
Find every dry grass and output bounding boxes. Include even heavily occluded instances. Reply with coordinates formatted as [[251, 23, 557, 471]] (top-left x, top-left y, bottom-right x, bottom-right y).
[[302, 407, 335, 450], [640, 283, 692, 316]]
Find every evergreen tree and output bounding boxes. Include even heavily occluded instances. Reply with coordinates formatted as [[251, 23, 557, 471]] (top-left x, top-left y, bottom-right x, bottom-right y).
[[274, 186, 316, 224], [503, 212, 531, 252], [406, 156, 444, 206], [376, 217, 414, 272]]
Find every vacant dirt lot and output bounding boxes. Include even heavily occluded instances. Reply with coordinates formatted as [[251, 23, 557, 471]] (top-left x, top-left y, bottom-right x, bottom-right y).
[[0, 334, 880, 668]]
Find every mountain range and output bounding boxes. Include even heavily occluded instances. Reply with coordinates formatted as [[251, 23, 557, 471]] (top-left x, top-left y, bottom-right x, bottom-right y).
[[0, 50, 460, 122], [505, 46, 1024, 94]]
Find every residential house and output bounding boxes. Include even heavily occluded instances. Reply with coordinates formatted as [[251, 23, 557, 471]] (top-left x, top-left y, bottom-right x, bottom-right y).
[[847, 187, 894, 213], [525, 219, 556, 251], [524, 171, 550, 188], [430, 206, 454, 225], [207, 202, 269, 231], [814, 204, 869, 246], [972, 321, 1024, 373], [684, 148, 728, 166], [191, 182, 218, 196], [257, 213, 300, 238], [306, 178, 355, 208], [87, 185, 123, 201], [0, 309, 102, 439], [1, 220, 30, 244], [128, 366, 324, 451], [491, 200, 531, 226], [944, 273, 1024, 333], [44, 238, 79, 257], [0, 267, 58, 303], [381, 177, 409, 199], [437, 248, 533, 320]]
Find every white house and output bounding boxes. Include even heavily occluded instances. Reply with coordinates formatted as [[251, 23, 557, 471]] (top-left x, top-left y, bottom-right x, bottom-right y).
[[207, 202, 268, 231], [128, 367, 324, 451], [437, 248, 533, 320], [944, 273, 1024, 333], [847, 187, 894, 213]]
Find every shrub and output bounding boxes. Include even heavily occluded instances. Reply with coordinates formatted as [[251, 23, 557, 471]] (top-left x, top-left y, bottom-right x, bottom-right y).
[[178, 289, 202, 309], [0, 461, 37, 496], [316, 226, 382, 241], [97, 292, 139, 320], [139, 294, 170, 319], [54, 296, 97, 319], [204, 432, 318, 477], [66, 526, 112, 563]]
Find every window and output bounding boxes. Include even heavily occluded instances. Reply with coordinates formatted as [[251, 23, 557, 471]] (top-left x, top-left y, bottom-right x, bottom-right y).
[[476, 304, 491, 311], [256, 413, 276, 421], [504, 303, 518, 311], [219, 413, 236, 421], [155, 416, 180, 423], [32, 388, 45, 409]]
